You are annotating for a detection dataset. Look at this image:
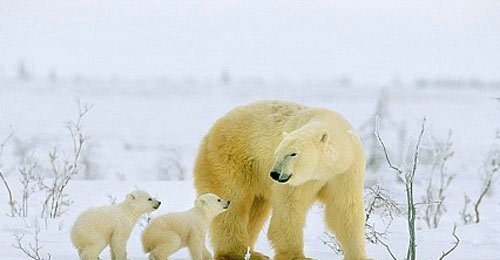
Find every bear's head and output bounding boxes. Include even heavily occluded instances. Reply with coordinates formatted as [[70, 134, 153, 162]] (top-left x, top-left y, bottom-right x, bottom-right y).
[[125, 190, 161, 214], [270, 127, 339, 186], [195, 193, 230, 217]]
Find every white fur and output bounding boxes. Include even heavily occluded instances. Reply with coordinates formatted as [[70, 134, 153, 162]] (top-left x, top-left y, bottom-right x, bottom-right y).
[[142, 193, 229, 260], [71, 190, 161, 260]]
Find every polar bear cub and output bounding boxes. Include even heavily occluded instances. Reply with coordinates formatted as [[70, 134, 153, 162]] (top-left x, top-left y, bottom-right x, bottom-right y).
[[142, 193, 230, 260], [71, 190, 161, 260]]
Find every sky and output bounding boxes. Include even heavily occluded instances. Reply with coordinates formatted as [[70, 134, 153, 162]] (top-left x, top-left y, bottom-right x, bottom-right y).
[[1, 0, 499, 84]]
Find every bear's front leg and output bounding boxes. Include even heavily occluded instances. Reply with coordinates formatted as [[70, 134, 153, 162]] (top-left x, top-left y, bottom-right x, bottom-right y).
[[188, 234, 210, 260], [268, 183, 322, 260], [211, 193, 270, 260], [110, 233, 129, 260], [319, 170, 368, 260]]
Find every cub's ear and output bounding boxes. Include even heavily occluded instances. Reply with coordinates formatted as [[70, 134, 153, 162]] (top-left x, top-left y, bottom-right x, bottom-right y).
[[196, 197, 207, 208], [127, 193, 136, 200], [320, 132, 329, 143]]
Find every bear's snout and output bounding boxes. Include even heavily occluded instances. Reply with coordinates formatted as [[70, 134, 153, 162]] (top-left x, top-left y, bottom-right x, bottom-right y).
[[270, 171, 292, 183], [153, 201, 161, 210], [223, 200, 230, 209], [270, 171, 281, 181]]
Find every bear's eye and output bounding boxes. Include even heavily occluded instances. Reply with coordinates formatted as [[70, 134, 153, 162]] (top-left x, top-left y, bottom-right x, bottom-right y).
[[290, 153, 297, 157], [148, 198, 152, 201], [217, 199, 221, 202]]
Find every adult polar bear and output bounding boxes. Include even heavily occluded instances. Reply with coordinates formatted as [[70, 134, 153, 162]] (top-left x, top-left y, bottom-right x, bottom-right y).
[[194, 100, 367, 260]]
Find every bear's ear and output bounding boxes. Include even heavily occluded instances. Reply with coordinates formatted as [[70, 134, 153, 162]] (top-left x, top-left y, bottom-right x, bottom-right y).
[[127, 193, 136, 200], [195, 197, 207, 208], [320, 132, 329, 143]]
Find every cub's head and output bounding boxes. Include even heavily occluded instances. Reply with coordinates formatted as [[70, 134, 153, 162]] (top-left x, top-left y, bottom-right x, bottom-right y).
[[270, 129, 332, 186], [125, 190, 161, 213], [195, 193, 230, 217]]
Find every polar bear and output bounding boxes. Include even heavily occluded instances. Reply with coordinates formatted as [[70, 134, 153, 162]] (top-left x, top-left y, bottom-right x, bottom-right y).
[[71, 190, 161, 260], [194, 100, 367, 260], [142, 193, 230, 260]]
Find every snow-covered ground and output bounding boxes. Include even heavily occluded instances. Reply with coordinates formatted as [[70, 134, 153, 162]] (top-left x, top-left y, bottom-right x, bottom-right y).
[[0, 79, 499, 259]]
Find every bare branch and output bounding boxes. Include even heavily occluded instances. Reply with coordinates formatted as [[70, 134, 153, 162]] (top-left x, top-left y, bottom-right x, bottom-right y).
[[18, 153, 39, 217], [40, 102, 91, 218], [321, 232, 343, 255], [376, 117, 427, 260], [460, 194, 473, 224], [409, 117, 426, 184], [474, 178, 492, 223], [438, 225, 460, 260], [375, 116, 403, 175], [423, 132, 455, 229], [0, 131, 15, 158], [365, 185, 401, 223], [468, 142, 499, 224], [0, 171, 16, 216], [12, 220, 51, 260], [376, 234, 398, 260], [0, 131, 17, 217]]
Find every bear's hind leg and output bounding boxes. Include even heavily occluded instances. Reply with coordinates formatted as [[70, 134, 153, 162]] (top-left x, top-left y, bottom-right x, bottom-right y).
[[149, 234, 182, 260], [247, 196, 271, 247], [245, 196, 272, 259], [79, 239, 107, 260]]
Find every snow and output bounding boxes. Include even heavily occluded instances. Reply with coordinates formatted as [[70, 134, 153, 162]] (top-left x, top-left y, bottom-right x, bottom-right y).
[[1, 2, 499, 259], [0, 78, 499, 259]]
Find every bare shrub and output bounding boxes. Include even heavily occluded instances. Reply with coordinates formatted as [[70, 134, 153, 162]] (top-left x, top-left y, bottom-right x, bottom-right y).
[[13, 219, 51, 260], [461, 142, 500, 224], [376, 117, 459, 260], [321, 232, 343, 255], [438, 225, 460, 260], [17, 153, 40, 217], [0, 131, 17, 216], [474, 146, 500, 223], [2, 102, 92, 219], [1, 135, 42, 218], [364, 185, 401, 244], [460, 194, 474, 224], [422, 132, 455, 229], [40, 102, 91, 218]]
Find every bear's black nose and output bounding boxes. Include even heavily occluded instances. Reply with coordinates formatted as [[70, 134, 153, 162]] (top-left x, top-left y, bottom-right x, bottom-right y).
[[158, 201, 161, 205], [227, 201, 230, 204], [270, 171, 281, 181]]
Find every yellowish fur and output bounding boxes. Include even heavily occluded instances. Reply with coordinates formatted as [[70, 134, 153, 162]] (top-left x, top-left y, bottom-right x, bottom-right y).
[[194, 100, 367, 260], [70, 190, 160, 260], [142, 193, 230, 260]]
